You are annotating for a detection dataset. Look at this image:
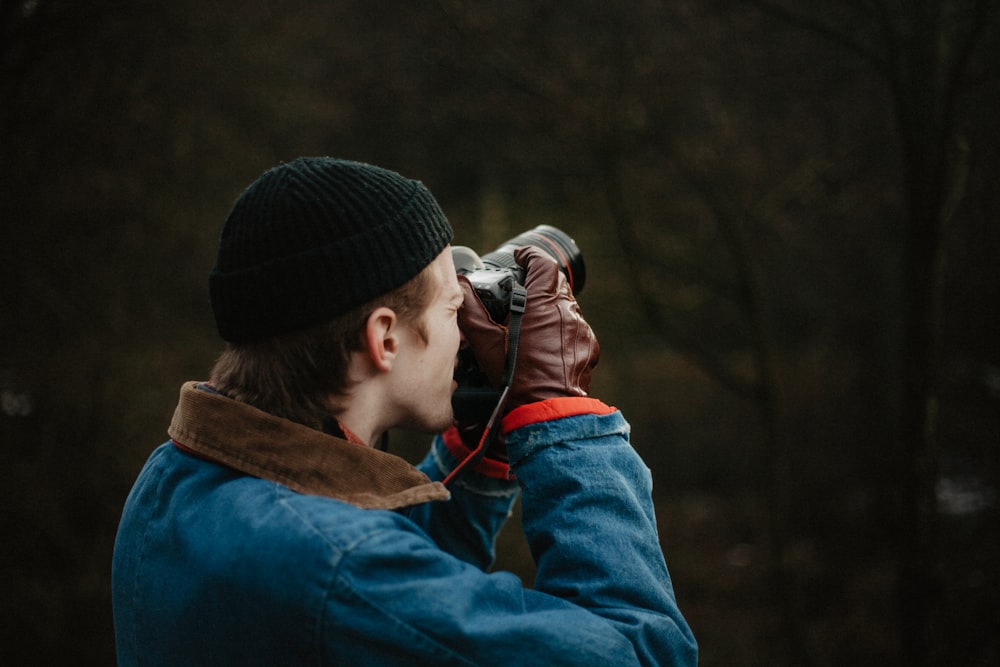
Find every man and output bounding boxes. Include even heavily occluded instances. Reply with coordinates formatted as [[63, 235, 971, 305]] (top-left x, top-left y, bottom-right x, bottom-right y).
[[112, 157, 697, 666]]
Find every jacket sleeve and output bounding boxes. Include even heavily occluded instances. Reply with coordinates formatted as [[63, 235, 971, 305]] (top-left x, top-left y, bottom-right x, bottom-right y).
[[408, 435, 520, 571], [326, 404, 697, 666]]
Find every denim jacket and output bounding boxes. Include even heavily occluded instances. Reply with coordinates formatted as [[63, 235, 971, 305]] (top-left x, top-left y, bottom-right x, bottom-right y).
[[112, 382, 696, 666]]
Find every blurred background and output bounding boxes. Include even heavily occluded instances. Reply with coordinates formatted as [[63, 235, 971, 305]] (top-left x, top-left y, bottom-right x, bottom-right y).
[[2, 1, 998, 664]]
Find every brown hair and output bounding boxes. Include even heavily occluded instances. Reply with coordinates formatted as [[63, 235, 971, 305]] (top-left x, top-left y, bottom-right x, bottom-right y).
[[209, 264, 436, 427]]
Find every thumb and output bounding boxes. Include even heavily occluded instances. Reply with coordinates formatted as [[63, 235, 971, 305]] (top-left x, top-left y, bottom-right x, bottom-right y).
[[457, 276, 507, 388]]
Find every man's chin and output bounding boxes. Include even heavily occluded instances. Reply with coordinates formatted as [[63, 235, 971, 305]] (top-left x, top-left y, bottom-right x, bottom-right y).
[[400, 409, 455, 435]]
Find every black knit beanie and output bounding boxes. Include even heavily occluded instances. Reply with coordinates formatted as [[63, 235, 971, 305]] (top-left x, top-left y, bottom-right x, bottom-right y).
[[209, 157, 454, 343]]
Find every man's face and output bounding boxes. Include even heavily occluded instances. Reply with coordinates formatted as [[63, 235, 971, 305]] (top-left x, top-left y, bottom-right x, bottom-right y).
[[388, 247, 464, 433]]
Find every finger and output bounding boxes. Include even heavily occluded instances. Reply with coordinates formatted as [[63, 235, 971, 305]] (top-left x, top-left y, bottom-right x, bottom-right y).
[[456, 276, 507, 386], [513, 245, 570, 296], [457, 276, 505, 332]]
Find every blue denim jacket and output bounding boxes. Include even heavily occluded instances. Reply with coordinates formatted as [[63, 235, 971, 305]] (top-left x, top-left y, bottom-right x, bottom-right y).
[[112, 383, 696, 666]]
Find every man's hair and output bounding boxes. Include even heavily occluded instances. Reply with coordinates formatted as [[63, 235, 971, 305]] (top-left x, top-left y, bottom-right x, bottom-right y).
[[209, 264, 436, 427]]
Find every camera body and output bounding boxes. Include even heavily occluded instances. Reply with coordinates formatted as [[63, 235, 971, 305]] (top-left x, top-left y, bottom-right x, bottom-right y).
[[452, 224, 585, 320], [451, 225, 585, 421], [451, 247, 525, 323]]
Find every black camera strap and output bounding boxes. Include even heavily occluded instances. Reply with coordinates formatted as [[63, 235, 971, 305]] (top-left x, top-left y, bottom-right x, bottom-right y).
[[443, 284, 527, 486], [501, 284, 527, 386]]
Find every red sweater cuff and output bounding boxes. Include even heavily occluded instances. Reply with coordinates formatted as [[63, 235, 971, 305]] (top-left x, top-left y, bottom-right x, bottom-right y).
[[441, 426, 511, 480], [501, 397, 617, 433]]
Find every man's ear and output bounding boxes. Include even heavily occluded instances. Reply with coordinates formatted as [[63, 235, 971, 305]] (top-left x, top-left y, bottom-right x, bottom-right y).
[[363, 306, 398, 372]]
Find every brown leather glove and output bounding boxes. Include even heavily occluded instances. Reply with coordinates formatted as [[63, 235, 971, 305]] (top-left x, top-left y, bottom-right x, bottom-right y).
[[458, 246, 600, 414]]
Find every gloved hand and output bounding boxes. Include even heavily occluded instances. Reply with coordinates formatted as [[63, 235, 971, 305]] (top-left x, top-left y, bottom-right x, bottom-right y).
[[458, 246, 601, 415]]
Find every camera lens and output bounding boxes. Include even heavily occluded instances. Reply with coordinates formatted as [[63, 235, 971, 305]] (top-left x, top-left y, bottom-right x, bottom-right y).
[[481, 225, 586, 294]]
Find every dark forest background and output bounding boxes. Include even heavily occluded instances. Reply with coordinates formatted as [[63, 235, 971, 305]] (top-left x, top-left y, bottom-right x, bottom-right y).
[[2, 1, 998, 665]]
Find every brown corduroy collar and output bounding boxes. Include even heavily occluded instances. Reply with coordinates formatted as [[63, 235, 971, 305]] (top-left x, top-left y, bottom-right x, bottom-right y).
[[167, 381, 450, 510]]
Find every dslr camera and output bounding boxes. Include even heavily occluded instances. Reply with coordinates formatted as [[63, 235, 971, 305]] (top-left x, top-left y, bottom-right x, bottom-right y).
[[451, 225, 585, 421]]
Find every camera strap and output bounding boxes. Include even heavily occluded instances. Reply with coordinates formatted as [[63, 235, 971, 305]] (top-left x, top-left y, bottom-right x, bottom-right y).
[[443, 283, 527, 486], [501, 284, 527, 386]]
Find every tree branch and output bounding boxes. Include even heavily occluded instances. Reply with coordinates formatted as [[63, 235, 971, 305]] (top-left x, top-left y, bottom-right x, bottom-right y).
[[745, 0, 889, 74]]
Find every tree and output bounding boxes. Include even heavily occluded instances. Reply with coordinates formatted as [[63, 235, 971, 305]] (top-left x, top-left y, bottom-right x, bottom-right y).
[[743, 2, 1000, 663]]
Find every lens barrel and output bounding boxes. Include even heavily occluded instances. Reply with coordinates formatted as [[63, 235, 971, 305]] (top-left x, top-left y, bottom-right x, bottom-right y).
[[480, 225, 585, 294]]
